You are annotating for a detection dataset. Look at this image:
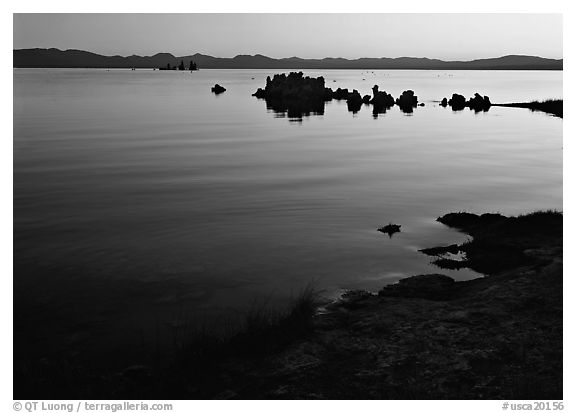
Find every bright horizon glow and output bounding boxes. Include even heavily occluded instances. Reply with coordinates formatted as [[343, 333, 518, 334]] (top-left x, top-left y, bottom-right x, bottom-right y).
[[13, 14, 563, 61]]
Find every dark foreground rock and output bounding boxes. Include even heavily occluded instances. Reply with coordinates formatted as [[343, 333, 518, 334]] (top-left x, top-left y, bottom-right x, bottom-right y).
[[432, 211, 561, 275], [379, 274, 456, 300]]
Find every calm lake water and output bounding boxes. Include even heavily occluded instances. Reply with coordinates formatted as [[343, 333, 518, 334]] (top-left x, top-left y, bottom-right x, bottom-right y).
[[14, 69, 562, 361]]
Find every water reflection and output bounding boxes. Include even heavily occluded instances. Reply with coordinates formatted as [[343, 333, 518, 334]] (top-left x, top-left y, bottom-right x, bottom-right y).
[[265, 98, 326, 122]]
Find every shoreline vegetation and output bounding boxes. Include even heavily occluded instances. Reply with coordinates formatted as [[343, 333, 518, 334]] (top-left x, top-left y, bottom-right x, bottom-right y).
[[15, 210, 562, 400], [492, 100, 563, 118]]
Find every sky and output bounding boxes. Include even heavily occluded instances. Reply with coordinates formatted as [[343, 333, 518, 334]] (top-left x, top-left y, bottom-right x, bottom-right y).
[[13, 14, 563, 60]]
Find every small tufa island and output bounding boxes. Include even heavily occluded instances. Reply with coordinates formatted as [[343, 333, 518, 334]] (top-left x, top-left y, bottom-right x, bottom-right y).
[[211, 84, 226, 94], [377, 223, 402, 238], [159, 60, 198, 71], [440, 93, 492, 112]]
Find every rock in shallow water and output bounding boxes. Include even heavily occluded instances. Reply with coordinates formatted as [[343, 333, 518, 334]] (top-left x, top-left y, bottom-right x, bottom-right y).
[[211, 84, 226, 94], [377, 223, 401, 237]]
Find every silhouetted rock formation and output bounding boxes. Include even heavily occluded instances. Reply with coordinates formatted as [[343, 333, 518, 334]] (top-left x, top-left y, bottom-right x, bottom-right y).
[[370, 85, 395, 116], [440, 97, 448, 107], [377, 223, 401, 238], [211, 84, 226, 94], [445, 93, 491, 112], [467, 93, 491, 112], [333, 88, 350, 100], [253, 72, 330, 101], [447, 93, 467, 110], [431, 211, 561, 275], [252, 88, 266, 99], [252, 73, 428, 119], [396, 90, 418, 113], [252, 72, 333, 119], [346, 90, 363, 113]]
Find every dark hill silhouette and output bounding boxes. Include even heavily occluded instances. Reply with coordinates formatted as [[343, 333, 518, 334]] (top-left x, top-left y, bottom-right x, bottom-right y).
[[13, 48, 562, 70]]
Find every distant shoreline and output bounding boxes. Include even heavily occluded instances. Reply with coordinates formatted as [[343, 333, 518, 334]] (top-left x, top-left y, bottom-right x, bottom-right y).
[[13, 48, 563, 70], [12, 67, 565, 72]]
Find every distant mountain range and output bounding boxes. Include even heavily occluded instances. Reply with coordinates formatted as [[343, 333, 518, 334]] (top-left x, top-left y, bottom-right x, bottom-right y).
[[13, 48, 563, 70]]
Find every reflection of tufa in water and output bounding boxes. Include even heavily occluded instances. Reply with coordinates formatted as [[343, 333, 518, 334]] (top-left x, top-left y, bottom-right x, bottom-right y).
[[377, 223, 401, 238]]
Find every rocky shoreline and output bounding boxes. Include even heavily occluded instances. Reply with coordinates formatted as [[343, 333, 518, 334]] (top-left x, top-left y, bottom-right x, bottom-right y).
[[15, 211, 562, 399], [185, 211, 562, 399]]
